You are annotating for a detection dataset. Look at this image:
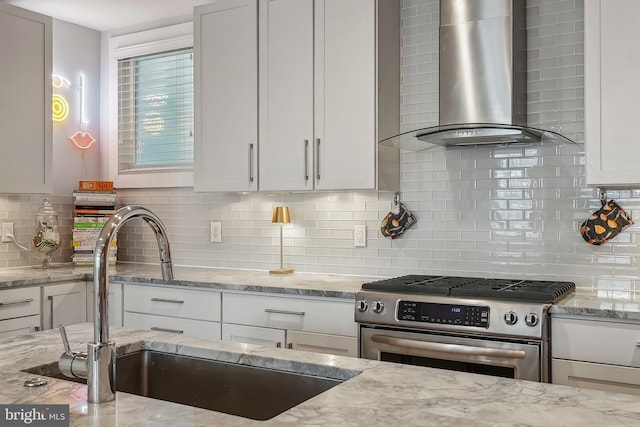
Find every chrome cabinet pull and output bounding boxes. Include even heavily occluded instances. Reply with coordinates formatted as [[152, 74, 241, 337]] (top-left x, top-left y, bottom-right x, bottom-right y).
[[48, 296, 54, 329], [315, 138, 321, 180], [304, 139, 309, 181], [249, 143, 255, 182], [264, 308, 305, 316], [150, 298, 184, 304], [0, 298, 34, 307], [150, 326, 184, 334]]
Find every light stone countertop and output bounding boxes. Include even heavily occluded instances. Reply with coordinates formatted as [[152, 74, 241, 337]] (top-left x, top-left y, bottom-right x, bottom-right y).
[[2, 263, 640, 320], [0, 263, 377, 299], [550, 288, 640, 321], [3, 324, 640, 426]]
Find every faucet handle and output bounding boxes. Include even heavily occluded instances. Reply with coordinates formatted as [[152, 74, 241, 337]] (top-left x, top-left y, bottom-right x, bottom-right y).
[[58, 324, 88, 380], [58, 324, 72, 354]]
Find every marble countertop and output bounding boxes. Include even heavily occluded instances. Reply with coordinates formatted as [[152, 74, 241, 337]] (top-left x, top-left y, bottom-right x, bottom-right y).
[[3, 324, 640, 426], [2, 263, 640, 320], [0, 263, 378, 299], [550, 288, 640, 321]]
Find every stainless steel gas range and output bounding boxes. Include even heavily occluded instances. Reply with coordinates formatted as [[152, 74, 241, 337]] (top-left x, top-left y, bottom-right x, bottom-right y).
[[355, 275, 575, 382]]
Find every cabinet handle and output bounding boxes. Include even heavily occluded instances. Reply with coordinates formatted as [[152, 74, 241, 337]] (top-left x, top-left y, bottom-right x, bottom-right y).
[[150, 327, 184, 334], [249, 143, 255, 182], [304, 139, 309, 181], [287, 343, 293, 349], [315, 138, 321, 180], [150, 298, 184, 304], [276, 342, 282, 348], [264, 308, 305, 316], [0, 298, 34, 307], [48, 296, 54, 329]]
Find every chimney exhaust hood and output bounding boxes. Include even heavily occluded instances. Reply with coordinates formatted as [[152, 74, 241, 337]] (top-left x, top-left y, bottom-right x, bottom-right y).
[[381, 0, 575, 151]]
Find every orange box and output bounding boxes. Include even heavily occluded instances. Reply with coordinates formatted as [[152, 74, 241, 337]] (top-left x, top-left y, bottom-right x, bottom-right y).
[[79, 180, 114, 192]]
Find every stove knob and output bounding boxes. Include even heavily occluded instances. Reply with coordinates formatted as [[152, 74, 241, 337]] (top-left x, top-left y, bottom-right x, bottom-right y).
[[504, 311, 518, 325], [356, 300, 368, 312], [525, 313, 539, 327], [372, 301, 384, 314]]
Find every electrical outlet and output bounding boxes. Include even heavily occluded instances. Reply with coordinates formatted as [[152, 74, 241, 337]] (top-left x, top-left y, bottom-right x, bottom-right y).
[[210, 222, 222, 243], [2, 222, 14, 243], [354, 225, 366, 247]]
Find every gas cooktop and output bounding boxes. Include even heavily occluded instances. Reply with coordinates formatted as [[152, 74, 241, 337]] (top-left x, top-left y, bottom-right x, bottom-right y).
[[361, 275, 575, 303]]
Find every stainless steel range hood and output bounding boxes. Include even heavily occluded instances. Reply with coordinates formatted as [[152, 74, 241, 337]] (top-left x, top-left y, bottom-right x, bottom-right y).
[[381, 0, 575, 151]]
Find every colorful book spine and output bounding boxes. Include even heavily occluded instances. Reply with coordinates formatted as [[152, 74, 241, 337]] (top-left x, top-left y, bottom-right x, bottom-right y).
[[72, 186, 117, 266]]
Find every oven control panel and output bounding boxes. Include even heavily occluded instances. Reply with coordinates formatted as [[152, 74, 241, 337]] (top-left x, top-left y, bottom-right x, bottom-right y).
[[398, 301, 489, 328]]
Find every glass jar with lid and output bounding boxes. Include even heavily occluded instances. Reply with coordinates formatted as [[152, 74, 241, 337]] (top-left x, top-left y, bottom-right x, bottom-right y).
[[32, 198, 61, 267]]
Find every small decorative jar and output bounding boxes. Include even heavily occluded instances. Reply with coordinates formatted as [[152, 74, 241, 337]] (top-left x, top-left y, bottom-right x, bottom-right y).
[[32, 199, 61, 267]]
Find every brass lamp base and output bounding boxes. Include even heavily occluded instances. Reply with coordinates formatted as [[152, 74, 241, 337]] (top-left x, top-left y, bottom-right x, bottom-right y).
[[270, 268, 294, 275]]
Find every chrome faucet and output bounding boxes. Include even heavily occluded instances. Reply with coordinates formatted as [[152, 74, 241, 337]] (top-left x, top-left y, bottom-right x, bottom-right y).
[[58, 206, 173, 403]]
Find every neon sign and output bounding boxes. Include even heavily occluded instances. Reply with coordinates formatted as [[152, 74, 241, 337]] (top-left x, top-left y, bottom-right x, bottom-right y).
[[52, 73, 96, 150]]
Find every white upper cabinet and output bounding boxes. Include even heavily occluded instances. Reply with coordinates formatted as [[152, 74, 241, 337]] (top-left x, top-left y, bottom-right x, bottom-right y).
[[585, 0, 640, 187], [0, 3, 52, 194], [258, 0, 314, 191], [194, 0, 258, 192], [258, 0, 400, 192]]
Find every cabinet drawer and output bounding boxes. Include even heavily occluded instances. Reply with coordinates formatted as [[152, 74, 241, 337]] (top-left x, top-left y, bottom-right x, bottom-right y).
[[124, 312, 221, 341], [552, 358, 640, 395], [287, 330, 357, 357], [0, 287, 40, 321], [222, 323, 285, 348], [0, 315, 40, 339], [124, 284, 221, 322], [223, 293, 356, 337], [552, 317, 640, 367]]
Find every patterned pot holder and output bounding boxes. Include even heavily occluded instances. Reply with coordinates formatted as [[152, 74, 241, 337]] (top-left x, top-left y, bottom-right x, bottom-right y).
[[580, 200, 633, 245], [381, 193, 416, 239]]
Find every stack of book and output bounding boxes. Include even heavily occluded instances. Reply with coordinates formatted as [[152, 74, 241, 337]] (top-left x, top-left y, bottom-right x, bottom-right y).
[[72, 181, 117, 266]]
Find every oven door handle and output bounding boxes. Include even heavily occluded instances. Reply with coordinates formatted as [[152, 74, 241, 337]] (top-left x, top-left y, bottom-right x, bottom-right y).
[[370, 335, 527, 360]]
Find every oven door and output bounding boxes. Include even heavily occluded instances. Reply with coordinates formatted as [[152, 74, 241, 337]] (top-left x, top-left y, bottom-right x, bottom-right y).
[[360, 325, 543, 382]]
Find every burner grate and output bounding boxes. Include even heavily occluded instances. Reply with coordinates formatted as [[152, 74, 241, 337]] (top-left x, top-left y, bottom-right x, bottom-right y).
[[362, 275, 576, 303]]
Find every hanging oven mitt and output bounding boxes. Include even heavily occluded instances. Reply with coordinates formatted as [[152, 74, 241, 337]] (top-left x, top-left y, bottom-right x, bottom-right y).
[[580, 200, 633, 245], [381, 200, 416, 239]]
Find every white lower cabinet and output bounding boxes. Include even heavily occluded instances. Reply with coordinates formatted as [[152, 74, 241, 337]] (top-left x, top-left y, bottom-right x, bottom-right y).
[[123, 283, 221, 340], [0, 286, 41, 338], [287, 330, 357, 357], [86, 282, 123, 327], [125, 312, 221, 341], [551, 316, 640, 395], [0, 315, 40, 338], [222, 323, 286, 348], [222, 292, 357, 357], [42, 282, 86, 330]]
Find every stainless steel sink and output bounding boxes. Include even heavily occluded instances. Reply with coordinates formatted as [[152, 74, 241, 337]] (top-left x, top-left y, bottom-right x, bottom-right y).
[[26, 350, 351, 421]]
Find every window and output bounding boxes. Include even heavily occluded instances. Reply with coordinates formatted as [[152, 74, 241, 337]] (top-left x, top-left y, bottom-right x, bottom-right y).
[[118, 48, 194, 172], [108, 22, 194, 188]]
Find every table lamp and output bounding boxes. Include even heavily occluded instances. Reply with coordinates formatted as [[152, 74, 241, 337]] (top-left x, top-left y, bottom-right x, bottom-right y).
[[270, 206, 293, 274]]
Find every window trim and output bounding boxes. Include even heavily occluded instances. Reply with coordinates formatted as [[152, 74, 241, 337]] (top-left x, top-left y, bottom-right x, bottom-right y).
[[106, 22, 194, 188]]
